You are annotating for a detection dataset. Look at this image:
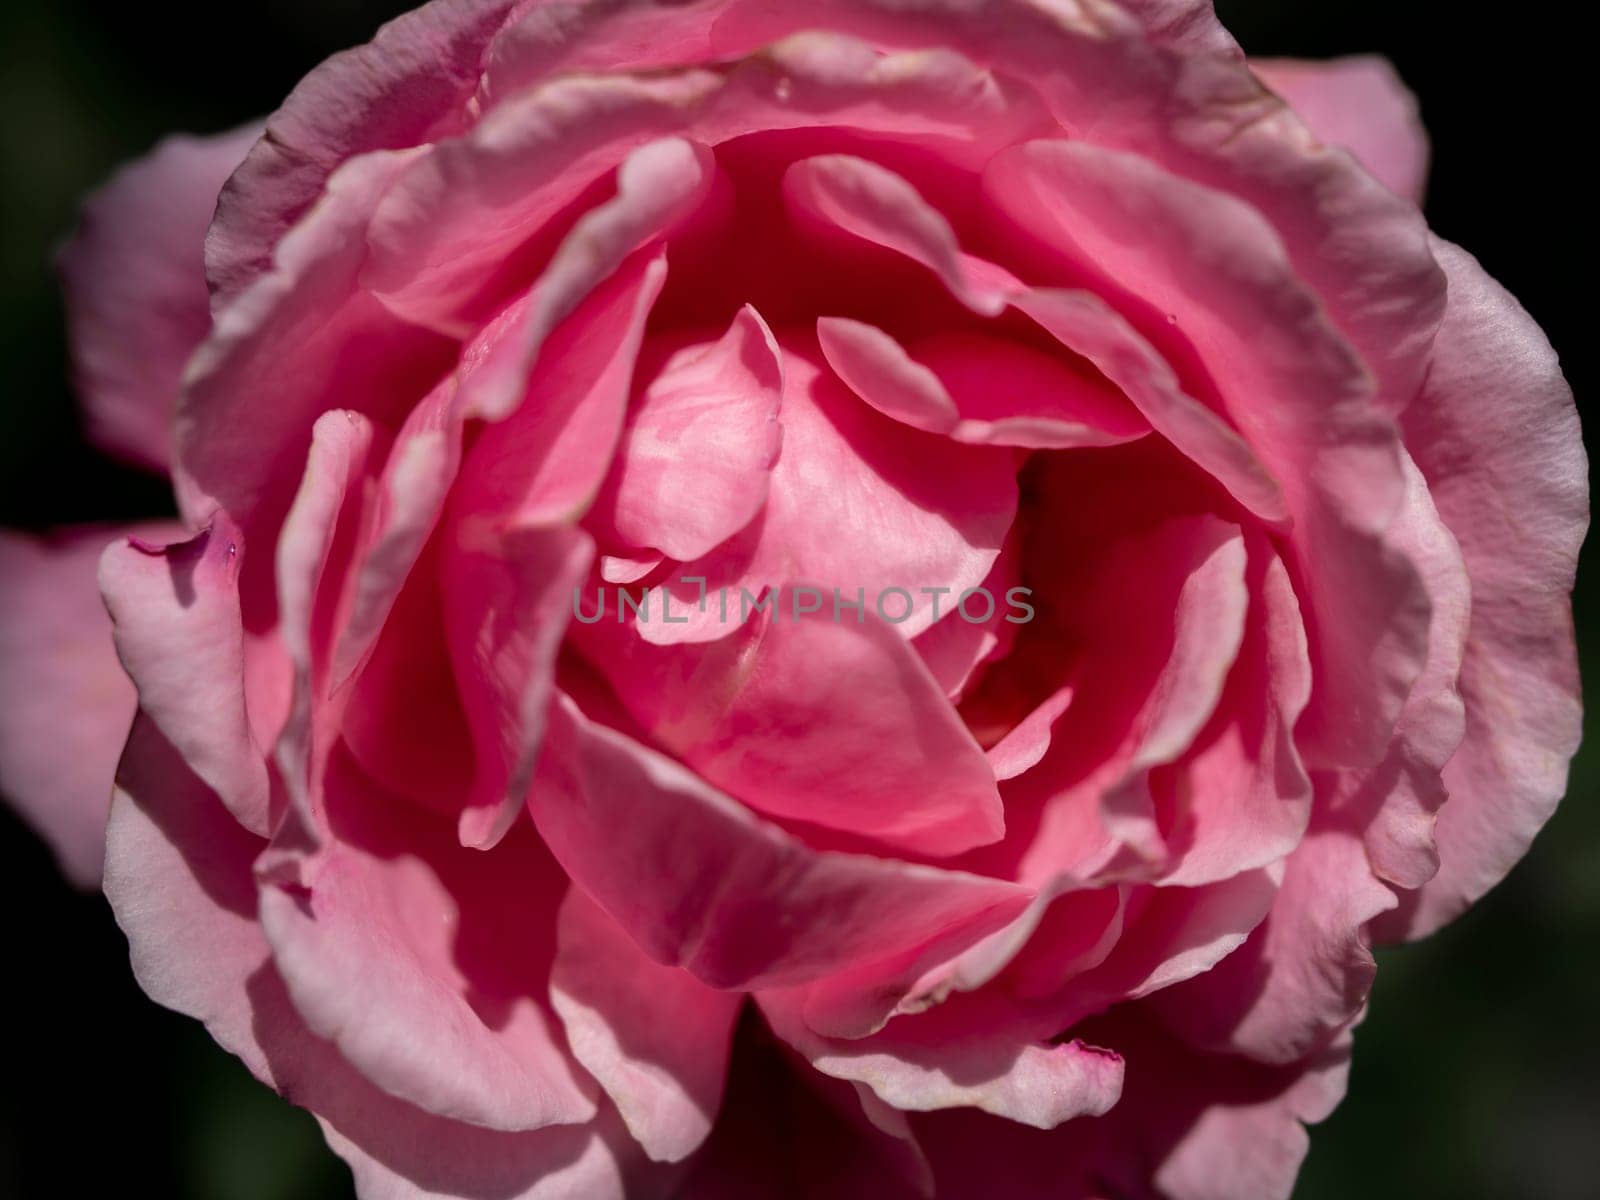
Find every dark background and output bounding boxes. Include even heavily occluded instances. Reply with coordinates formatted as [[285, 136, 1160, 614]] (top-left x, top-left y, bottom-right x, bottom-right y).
[[0, 2, 1592, 1196]]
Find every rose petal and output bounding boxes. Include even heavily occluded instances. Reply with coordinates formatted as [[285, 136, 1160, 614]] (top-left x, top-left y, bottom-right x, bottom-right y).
[[529, 693, 1030, 990], [551, 888, 741, 1163], [0, 524, 176, 884], [59, 124, 260, 471], [1377, 240, 1587, 940], [1253, 56, 1429, 204]]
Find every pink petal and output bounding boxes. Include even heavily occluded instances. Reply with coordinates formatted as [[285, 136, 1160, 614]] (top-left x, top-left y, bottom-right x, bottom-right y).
[[178, 148, 457, 576], [635, 348, 1016, 644], [451, 250, 667, 528], [1377, 240, 1587, 940], [0, 524, 176, 885], [258, 747, 598, 1132], [818, 318, 1147, 449], [206, 0, 518, 304], [444, 525, 595, 850], [1007, 288, 1287, 523], [762, 989, 1123, 1130], [593, 306, 784, 562], [452, 139, 714, 422], [1253, 56, 1430, 204], [1013, 515, 1251, 884], [99, 520, 272, 835], [984, 138, 1430, 770], [588, 586, 1005, 858], [1151, 544, 1314, 888], [784, 155, 1008, 315], [529, 693, 1030, 990], [1150, 827, 1396, 1064], [104, 717, 658, 1199], [58, 124, 260, 471], [551, 888, 741, 1163]]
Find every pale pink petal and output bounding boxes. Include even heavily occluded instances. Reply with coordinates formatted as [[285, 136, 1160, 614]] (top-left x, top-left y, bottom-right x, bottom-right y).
[[258, 747, 597, 1132], [1377, 240, 1587, 940], [529, 693, 1030, 990], [1253, 56, 1430, 204], [636, 349, 1016, 644], [1150, 828, 1395, 1064], [593, 306, 784, 562], [1336, 451, 1470, 890], [0, 524, 176, 885], [763, 989, 1122, 1130], [912, 1015, 1350, 1200], [263, 410, 376, 871], [58, 124, 260, 471], [99, 520, 272, 835], [104, 716, 659, 1200], [206, 0, 518, 303], [550, 888, 741, 1162]]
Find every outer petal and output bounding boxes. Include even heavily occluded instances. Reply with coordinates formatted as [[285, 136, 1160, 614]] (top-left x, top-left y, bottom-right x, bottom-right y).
[[1378, 240, 1587, 939], [0, 524, 177, 885], [258, 747, 599, 1133], [550, 889, 741, 1163], [103, 717, 663, 1200], [99, 520, 273, 835], [1252, 57, 1430, 205], [58, 124, 260, 471], [206, 0, 519, 303]]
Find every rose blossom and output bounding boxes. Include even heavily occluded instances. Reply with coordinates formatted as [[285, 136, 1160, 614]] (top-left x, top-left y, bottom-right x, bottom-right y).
[[0, 2, 1585, 1197]]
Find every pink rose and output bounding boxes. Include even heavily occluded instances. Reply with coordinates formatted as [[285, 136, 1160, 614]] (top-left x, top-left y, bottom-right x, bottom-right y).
[[0, 3, 1585, 1197]]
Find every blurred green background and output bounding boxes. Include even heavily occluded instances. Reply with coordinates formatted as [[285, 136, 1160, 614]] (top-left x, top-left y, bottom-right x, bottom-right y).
[[0, 2, 1592, 1196]]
